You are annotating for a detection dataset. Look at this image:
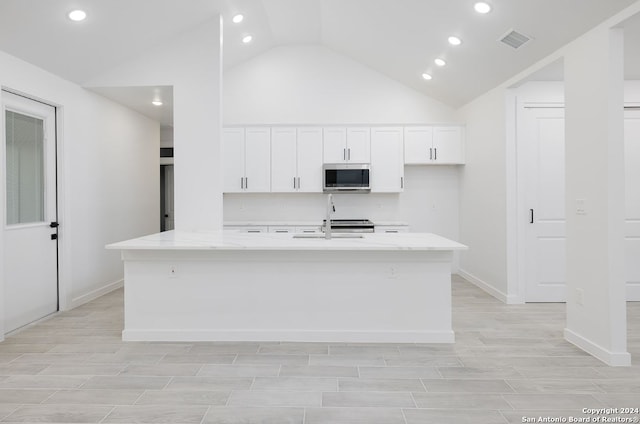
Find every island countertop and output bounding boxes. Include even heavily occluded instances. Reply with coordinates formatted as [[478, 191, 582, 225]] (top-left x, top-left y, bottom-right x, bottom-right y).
[[106, 230, 467, 252]]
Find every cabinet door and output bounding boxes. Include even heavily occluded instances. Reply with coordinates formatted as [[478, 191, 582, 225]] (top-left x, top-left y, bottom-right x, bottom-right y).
[[222, 128, 245, 193], [404, 126, 433, 164], [296, 127, 324, 192], [433, 126, 464, 164], [244, 127, 271, 192], [346, 127, 371, 163], [271, 127, 298, 192], [370, 127, 404, 192], [323, 127, 347, 163]]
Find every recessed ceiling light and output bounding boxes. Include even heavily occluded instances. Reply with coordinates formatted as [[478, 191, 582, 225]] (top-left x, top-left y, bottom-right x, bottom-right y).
[[68, 10, 87, 21], [434, 58, 446, 67], [448, 36, 462, 46], [474, 2, 492, 14], [232, 14, 244, 24], [242, 35, 253, 44], [421, 73, 433, 81], [152, 100, 163, 106]]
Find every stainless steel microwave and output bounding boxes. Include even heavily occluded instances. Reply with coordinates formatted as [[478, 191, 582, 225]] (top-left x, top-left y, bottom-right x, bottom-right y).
[[323, 163, 371, 193]]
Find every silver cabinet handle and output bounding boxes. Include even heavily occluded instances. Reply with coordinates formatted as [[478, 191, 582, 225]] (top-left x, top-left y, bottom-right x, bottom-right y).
[[241, 177, 244, 189], [430, 147, 433, 160], [343, 148, 346, 161], [401, 177, 404, 189], [434, 148, 437, 161], [348, 148, 351, 161], [293, 177, 296, 189], [245, 177, 248, 190], [297, 177, 301, 189], [386, 230, 399, 233]]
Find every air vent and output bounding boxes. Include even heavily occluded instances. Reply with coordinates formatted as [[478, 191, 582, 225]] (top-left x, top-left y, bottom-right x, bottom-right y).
[[499, 29, 532, 49]]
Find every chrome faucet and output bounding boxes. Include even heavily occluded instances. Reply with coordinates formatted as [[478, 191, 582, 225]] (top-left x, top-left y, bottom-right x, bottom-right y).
[[325, 193, 335, 240]]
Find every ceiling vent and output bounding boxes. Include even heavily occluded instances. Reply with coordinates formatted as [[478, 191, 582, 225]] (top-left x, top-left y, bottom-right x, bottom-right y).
[[499, 29, 532, 49]]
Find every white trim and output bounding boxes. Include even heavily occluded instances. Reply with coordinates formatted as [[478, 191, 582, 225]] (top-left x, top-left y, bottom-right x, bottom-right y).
[[122, 329, 455, 343], [66, 279, 123, 311], [458, 268, 524, 304], [564, 328, 631, 367]]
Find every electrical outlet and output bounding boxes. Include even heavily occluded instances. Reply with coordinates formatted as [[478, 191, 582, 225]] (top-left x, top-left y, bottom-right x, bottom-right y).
[[576, 198, 587, 215], [169, 265, 177, 278], [576, 288, 584, 306], [388, 266, 397, 279]]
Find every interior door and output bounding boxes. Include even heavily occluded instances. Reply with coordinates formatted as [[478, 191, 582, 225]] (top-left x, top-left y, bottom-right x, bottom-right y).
[[624, 109, 640, 300], [3, 91, 58, 333], [522, 107, 566, 302], [163, 165, 174, 231]]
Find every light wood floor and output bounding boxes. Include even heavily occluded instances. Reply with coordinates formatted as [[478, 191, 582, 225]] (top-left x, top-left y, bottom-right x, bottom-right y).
[[0, 276, 638, 423]]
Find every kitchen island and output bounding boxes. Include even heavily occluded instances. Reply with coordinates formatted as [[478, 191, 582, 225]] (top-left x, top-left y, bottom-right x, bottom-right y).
[[107, 231, 467, 343]]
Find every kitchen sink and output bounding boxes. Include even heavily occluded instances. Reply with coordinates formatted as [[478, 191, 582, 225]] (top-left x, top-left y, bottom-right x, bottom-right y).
[[292, 234, 364, 239]]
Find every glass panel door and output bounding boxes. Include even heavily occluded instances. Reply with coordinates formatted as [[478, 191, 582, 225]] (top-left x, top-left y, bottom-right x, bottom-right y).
[[5, 110, 45, 225]]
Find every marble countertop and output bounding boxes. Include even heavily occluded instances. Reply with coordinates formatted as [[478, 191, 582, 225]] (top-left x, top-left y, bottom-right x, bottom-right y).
[[106, 230, 466, 252]]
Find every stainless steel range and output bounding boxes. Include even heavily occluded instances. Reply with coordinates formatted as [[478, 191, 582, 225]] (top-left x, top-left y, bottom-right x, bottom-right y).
[[322, 219, 375, 233]]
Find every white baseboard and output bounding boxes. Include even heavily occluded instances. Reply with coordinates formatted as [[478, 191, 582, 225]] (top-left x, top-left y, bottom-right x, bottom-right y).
[[564, 328, 631, 367], [66, 279, 124, 311], [122, 329, 456, 343], [457, 269, 522, 304]]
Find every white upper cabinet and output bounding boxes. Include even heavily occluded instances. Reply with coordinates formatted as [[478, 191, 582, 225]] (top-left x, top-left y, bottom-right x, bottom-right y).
[[271, 127, 298, 192], [223, 127, 271, 193], [323, 127, 370, 163], [346, 127, 371, 163], [222, 128, 246, 193], [433, 126, 464, 164], [404, 126, 464, 164], [370, 127, 404, 193], [271, 127, 323, 193], [296, 128, 323, 192]]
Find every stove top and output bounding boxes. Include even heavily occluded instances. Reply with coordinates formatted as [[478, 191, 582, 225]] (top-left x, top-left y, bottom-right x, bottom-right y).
[[322, 219, 375, 233]]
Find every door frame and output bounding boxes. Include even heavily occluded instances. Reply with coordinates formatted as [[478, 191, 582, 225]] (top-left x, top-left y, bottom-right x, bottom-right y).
[[0, 88, 66, 336]]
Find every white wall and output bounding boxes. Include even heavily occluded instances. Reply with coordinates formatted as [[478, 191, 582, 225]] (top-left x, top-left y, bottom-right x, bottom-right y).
[[0, 50, 159, 337], [223, 45, 460, 237], [456, 87, 509, 298], [86, 18, 223, 232], [224, 45, 457, 125]]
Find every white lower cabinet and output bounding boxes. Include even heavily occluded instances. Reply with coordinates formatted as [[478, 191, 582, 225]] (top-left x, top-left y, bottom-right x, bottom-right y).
[[375, 225, 409, 233], [295, 226, 322, 234], [268, 226, 293, 234], [225, 226, 269, 233]]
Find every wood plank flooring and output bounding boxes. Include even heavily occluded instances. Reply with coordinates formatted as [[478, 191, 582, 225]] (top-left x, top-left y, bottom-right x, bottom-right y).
[[0, 275, 638, 423]]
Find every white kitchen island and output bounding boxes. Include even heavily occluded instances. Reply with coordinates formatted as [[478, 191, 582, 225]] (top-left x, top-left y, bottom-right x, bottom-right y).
[[107, 231, 467, 343]]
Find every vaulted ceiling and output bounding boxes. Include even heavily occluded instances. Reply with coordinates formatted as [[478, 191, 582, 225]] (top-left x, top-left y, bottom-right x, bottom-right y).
[[1, 0, 639, 123]]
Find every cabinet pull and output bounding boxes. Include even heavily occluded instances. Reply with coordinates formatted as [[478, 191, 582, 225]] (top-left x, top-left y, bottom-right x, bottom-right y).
[[297, 177, 301, 189], [343, 148, 346, 161], [386, 230, 399, 233], [348, 148, 351, 160], [434, 148, 437, 161], [401, 177, 404, 189], [241, 177, 244, 189], [245, 177, 248, 189], [530, 209, 534, 224], [430, 147, 433, 160], [293, 177, 296, 189], [247, 230, 261, 233]]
